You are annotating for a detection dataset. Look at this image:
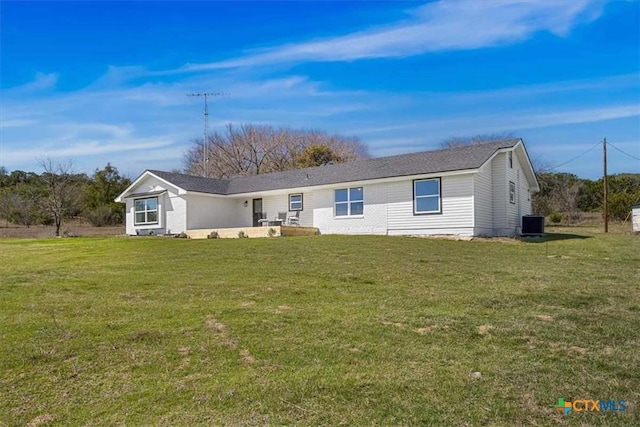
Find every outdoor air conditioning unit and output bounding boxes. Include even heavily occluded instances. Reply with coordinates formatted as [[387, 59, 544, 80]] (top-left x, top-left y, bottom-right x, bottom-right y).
[[521, 215, 545, 236]]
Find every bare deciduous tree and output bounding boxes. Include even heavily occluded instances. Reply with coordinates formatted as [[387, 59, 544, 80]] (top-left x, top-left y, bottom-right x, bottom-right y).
[[532, 172, 582, 217], [183, 123, 369, 178], [39, 159, 85, 236], [11, 186, 40, 227], [529, 155, 553, 174], [0, 189, 15, 227]]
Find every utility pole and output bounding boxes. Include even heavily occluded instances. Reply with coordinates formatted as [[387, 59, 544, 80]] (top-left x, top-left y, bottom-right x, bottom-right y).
[[603, 137, 608, 233], [187, 92, 225, 177]]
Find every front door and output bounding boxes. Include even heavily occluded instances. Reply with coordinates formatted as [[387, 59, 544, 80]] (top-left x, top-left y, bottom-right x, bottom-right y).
[[252, 198, 263, 227]]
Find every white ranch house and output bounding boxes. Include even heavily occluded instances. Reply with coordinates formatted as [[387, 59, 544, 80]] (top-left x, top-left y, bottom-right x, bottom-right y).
[[116, 139, 540, 237]]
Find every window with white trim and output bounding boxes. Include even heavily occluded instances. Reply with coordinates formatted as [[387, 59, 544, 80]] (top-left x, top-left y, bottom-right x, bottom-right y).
[[134, 197, 158, 225], [289, 194, 303, 211], [509, 181, 516, 204], [334, 187, 363, 217], [414, 178, 441, 214], [508, 151, 513, 168]]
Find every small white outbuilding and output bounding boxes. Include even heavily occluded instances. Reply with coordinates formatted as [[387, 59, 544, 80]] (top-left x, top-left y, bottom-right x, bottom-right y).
[[633, 205, 640, 233]]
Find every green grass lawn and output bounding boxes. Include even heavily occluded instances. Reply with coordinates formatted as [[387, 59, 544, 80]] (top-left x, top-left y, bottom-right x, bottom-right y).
[[1, 230, 638, 426]]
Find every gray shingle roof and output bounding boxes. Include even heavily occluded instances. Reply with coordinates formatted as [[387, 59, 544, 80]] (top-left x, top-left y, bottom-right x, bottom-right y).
[[148, 171, 231, 194], [148, 139, 520, 195]]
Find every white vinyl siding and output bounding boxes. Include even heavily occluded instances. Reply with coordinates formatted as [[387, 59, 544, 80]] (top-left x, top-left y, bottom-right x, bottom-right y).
[[473, 162, 494, 236], [520, 186, 532, 216], [187, 193, 237, 230], [492, 152, 508, 232], [518, 153, 533, 217], [506, 153, 521, 230], [483, 147, 536, 236], [387, 174, 474, 236], [313, 183, 387, 234]]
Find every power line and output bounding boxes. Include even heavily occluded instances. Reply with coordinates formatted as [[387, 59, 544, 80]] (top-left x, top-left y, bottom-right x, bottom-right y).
[[607, 141, 640, 161], [549, 141, 601, 171]]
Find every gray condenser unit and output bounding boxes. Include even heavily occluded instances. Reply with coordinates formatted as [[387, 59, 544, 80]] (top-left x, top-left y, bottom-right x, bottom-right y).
[[521, 215, 545, 236]]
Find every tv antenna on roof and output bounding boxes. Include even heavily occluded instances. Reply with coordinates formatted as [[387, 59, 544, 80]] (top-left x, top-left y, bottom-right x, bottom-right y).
[[187, 92, 228, 177]]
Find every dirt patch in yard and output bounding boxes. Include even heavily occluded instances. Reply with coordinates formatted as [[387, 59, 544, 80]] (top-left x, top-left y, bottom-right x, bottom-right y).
[[0, 221, 124, 238]]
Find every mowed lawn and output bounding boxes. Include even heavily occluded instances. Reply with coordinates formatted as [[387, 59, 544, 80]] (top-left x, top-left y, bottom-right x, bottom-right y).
[[1, 230, 638, 426]]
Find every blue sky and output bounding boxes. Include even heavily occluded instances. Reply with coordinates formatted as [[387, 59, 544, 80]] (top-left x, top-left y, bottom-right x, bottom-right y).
[[1, 0, 639, 179]]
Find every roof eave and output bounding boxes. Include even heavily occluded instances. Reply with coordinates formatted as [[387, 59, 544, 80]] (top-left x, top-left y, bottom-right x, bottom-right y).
[[224, 167, 480, 197], [115, 170, 186, 202], [513, 139, 540, 192]]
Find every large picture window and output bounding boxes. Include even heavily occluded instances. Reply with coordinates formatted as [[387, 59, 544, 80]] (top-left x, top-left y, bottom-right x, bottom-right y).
[[334, 187, 363, 217], [289, 194, 303, 211], [134, 197, 158, 225], [414, 178, 441, 214]]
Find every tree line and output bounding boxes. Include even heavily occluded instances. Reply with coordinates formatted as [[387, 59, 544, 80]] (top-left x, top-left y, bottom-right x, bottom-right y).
[[1, 128, 637, 235], [533, 172, 640, 222], [0, 162, 131, 236], [0, 124, 369, 235]]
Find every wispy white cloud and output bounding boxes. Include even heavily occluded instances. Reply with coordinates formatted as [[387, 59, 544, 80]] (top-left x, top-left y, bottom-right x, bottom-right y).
[[2, 126, 178, 167], [513, 104, 640, 129], [0, 119, 36, 129], [178, 0, 606, 71], [0, 71, 377, 173], [351, 103, 640, 159], [425, 104, 640, 135], [3, 63, 636, 175], [0, 0, 635, 181], [353, 101, 640, 138], [6, 72, 59, 92], [52, 122, 134, 140], [534, 140, 639, 154], [440, 73, 640, 103]]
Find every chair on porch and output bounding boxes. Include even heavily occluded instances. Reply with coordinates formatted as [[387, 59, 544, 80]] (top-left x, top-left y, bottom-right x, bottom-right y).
[[286, 211, 300, 226], [257, 212, 270, 226], [276, 212, 287, 225]]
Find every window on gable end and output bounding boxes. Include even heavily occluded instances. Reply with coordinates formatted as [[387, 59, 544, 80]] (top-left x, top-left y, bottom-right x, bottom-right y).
[[509, 181, 516, 204]]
